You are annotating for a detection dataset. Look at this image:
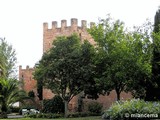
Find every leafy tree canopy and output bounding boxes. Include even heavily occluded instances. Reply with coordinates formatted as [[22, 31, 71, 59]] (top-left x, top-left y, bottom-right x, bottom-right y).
[[145, 8, 160, 101], [0, 38, 17, 78], [34, 34, 97, 116], [88, 15, 152, 100], [0, 78, 29, 114]]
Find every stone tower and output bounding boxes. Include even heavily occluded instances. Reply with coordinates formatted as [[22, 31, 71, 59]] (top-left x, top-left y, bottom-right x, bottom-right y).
[[43, 18, 95, 53]]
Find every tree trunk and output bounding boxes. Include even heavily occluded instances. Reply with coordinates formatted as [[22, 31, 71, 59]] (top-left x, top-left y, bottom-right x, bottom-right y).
[[64, 100, 68, 117], [115, 89, 120, 101], [1, 102, 7, 118], [2, 102, 7, 112]]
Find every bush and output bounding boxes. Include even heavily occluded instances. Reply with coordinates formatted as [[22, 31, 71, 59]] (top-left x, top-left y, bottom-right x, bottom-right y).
[[43, 95, 64, 114], [67, 112, 89, 118], [67, 112, 100, 118], [102, 99, 160, 120], [88, 101, 103, 114], [0, 112, 7, 118], [26, 114, 37, 118], [68, 112, 80, 118], [25, 113, 63, 118], [36, 113, 44, 118]]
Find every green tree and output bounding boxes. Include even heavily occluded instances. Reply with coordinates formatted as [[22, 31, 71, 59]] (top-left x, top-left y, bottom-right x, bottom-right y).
[[127, 22, 152, 99], [0, 38, 17, 78], [154, 8, 160, 33], [88, 16, 152, 100], [0, 78, 29, 117], [89, 17, 131, 100], [0, 38, 28, 118], [145, 8, 160, 101], [34, 34, 96, 117]]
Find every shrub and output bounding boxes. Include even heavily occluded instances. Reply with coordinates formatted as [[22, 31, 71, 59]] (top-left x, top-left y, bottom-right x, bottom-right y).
[[25, 113, 63, 118], [102, 99, 160, 120], [67, 112, 99, 118], [67, 112, 90, 118], [0, 112, 7, 118], [88, 101, 103, 114], [36, 113, 43, 118], [79, 112, 89, 117], [68, 112, 80, 118], [43, 95, 64, 114], [26, 114, 37, 118]]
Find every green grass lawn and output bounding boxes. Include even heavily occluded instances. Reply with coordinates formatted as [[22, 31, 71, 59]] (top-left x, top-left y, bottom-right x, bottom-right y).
[[1, 116, 102, 120]]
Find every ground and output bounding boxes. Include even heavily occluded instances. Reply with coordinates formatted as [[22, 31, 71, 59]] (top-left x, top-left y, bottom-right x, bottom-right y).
[[1, 116, 101, 120]]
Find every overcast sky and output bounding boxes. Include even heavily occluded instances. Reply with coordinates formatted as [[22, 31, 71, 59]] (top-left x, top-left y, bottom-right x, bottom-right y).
[[0, 0, 159, 69]]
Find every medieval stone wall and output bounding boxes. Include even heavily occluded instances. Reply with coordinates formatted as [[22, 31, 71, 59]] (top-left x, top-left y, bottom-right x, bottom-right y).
[[19, 65, 36, 92], [19, 65, 54, 100]]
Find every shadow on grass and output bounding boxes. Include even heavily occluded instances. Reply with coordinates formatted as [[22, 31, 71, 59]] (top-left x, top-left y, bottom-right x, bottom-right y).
[[1, 116, 102, 120]]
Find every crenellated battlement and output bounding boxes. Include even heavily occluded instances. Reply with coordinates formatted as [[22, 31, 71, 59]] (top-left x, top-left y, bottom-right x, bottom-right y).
[[43, 18, 95, 53], [43, 18, 95, 31], [19, 65, 35, 71]]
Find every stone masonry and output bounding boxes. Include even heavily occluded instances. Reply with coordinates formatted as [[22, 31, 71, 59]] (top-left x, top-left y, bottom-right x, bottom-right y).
[[19, 18, 132, 111], [43, 18, 95, 52]]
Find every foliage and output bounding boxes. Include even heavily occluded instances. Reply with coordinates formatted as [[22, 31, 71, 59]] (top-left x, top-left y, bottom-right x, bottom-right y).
[[2, 116, 101, 120], [0, 38, 17, 78], [154, 8, 160, 33], [34, 34, 96, 116], [67, 112, 99, 118], [0, 113, 8, 118], [145, 8, 160, 101], [126, 21, 153, 99], [25, 112, 100, 119], [87, 101, 103, 114], [0, 78, 29, 115], [0, 38, 24, 118], [88, 15, 152, 100], [25, 113, 63, 119], [102, 99, 160, 120], [67, 112, 88, 118], [43, 95, 64, 114]]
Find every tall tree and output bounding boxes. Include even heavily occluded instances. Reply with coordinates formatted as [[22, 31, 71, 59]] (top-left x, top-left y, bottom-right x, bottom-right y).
[[145, 8, 160, 101], [88, 16, 152, 100], [0, 38, 29, 118], [154, 8, 160, 33], [34, 34, 96, 117], [89, 17, 131, 100], [0, 38, 17, 78]]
